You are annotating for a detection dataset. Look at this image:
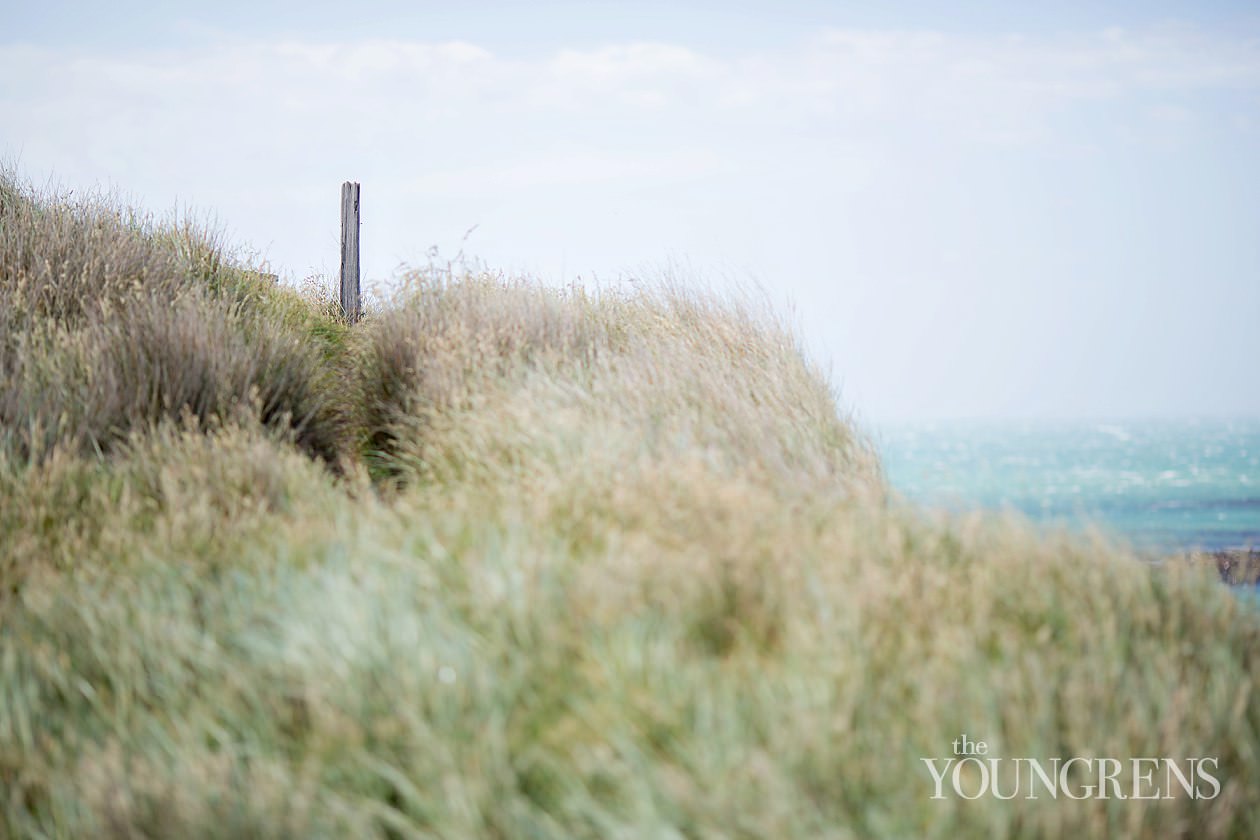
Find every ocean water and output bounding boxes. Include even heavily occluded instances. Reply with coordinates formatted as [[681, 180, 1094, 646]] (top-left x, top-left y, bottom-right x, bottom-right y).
[[873, 419, 1260, 554]]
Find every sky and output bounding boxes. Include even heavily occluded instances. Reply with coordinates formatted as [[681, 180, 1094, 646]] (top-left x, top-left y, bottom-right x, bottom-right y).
[[3, 1, 1258, 422]]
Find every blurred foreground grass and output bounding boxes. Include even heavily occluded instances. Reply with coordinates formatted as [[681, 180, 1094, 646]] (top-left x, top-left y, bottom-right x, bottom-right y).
[[2, 170, 1258, 838]]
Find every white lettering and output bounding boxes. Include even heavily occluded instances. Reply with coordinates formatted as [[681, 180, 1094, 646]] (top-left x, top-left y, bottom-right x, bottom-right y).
[[1131, 758, 1160, 799], [1097, 758, 1124, 799], [1196, 757, 1222, 800], [1060, 757, 1095, 799], [922, 758, 954, 800], [989, 758, 1020, 800], [1165, 759, 1196, 798], [1025, 757, 1060, 799], [953, 757, 990, 800]]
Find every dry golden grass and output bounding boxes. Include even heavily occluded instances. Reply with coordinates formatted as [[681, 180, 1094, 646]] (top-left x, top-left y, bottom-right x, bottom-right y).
[[1, 170, 1258, 838], [0, 170, 348, 466]]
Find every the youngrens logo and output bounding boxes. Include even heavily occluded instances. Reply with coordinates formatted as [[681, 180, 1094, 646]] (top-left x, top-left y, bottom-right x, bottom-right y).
[[923, 734, 1221, 801]]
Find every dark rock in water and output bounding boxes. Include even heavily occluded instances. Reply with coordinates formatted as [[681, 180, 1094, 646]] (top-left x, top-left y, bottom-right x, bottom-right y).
[[1210, 549, 1260, 586]]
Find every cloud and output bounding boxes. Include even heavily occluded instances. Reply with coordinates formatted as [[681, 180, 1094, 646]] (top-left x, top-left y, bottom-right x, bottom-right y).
[[4, 25, 1256, 272], [4, 26, 1256, 176]]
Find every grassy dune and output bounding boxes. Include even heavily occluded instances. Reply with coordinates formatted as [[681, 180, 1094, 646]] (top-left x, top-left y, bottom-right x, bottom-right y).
[[1, 171, 1258, 838]]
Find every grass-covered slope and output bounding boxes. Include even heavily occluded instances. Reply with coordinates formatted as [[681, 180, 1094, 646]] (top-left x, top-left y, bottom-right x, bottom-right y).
[[1, 172, 1258, 839]]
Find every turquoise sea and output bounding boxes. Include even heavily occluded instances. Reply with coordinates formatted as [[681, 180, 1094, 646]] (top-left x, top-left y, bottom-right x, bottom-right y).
[[874, 419, 1260, 554]]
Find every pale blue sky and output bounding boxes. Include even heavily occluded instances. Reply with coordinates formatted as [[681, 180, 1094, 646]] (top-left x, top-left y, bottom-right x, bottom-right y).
[[3, 2, 1258, 421]]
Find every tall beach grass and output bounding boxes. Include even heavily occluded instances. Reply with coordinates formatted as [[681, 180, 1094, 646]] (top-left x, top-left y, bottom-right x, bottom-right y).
[[1, 170, 1258, 838]]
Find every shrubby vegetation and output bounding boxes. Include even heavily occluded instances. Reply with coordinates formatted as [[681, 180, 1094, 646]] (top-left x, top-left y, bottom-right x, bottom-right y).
[[1, 170, 1258, 838]]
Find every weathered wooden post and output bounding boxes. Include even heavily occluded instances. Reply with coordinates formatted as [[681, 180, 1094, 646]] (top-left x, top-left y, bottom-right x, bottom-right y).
[[339, 181, 361, 324]]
